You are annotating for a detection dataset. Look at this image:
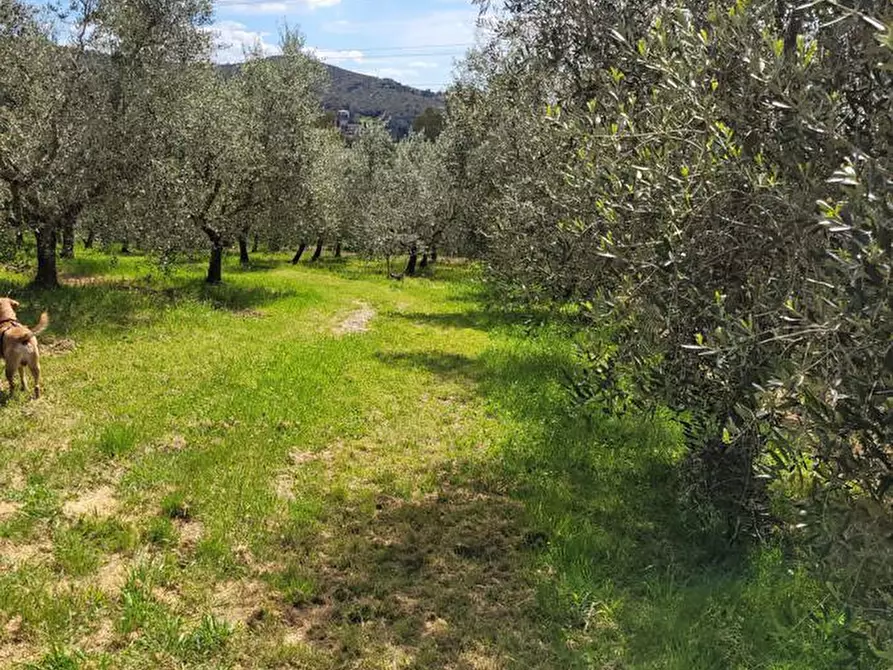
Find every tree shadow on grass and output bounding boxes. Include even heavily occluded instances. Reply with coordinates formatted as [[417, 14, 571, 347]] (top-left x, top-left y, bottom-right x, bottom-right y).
[[266, 341, 746, 668], [283, 487, 570, 668], [59, 255, 123, 278], [361, 343, 819, 667], [0, 276, 299, 338], [378, 346, 736, 566], [374, 349, 570, 394], [293, 256, 381, 283], [294, 256, 482, 285], [389, 297, 587, 334], [386, 309, 530, 333], [229, 258, 282, 273], [196, 280, 298, 312]]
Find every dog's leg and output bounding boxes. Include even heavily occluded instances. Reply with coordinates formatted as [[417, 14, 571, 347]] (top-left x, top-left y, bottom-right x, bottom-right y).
[[27, 357, 41, 399], [5, 363, 14, 398], [19, 366, 26, 392]]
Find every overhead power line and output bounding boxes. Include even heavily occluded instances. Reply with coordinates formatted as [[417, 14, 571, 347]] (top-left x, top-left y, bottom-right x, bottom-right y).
[[311, 43, 473, 54], [318, 51, 466, 61]]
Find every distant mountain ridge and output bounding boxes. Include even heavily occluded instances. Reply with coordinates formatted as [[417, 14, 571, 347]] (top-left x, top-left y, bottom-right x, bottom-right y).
[[218, 59, 445, 138]]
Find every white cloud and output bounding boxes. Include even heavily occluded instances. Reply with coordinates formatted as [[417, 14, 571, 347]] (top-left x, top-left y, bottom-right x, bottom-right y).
[[217, 0, 340, 15], [315, 8, 482, 89], [322, 8, 479, 48], [308, 48, 365, 64], [209, 20, 281, 63]]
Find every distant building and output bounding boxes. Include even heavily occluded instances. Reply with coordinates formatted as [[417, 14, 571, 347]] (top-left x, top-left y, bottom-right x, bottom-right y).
[[334, 109, 360, 138], [336, 109, 350, 130]]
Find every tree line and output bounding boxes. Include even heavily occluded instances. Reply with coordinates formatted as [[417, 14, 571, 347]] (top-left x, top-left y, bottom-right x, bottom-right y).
[[0, 0, 461, 287]]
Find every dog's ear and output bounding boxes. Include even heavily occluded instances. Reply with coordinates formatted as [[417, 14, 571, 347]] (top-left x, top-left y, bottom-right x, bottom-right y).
[[10, 299, 20, 308]]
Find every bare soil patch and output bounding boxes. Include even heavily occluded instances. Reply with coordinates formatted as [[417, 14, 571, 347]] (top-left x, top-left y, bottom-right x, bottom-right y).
[[0, 501, 20, 522], [233, 308, 266, 319], [40, 337, 77, 356], [213, 579, 273, 626], [176, 519, 204, 550], [152, 586, 181, 609], [281, 602, 335, 647], [94, 555, 130, 595], [289, 449, 332, 466], [275, 473, 297, 502], [333, 302, 375, 335], [0, 615, 32, 666], [2, 469, 26, 491], [156, 433, 187, 453], [0, 640, 35, 667], [79, 618, 115, 654], [62, 275, 111, 287], [63, 486, 119, 519], [289, 450, 318, 466], [0, 539, 51, 566]]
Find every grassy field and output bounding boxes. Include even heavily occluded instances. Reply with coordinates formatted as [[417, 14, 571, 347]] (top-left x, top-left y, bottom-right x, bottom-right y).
[[0, 251, 867, 669]]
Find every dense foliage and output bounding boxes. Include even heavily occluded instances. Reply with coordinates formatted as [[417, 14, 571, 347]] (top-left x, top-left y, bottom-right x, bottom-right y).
[[444, 0, 892, 655]]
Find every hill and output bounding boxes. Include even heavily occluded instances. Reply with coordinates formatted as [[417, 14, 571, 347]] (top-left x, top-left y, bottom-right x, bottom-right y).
[[218, 60, 445, 138], [322, 63, 444, 138]]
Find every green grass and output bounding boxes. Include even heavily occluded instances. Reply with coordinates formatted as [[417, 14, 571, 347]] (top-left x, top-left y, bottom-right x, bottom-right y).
[[0, 249, 880, 668]]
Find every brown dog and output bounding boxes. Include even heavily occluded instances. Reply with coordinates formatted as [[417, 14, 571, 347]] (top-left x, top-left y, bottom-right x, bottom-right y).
[[0, 298, 49, 399]]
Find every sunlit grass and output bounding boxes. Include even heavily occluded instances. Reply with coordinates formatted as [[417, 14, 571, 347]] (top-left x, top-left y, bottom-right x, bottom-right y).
[[0, 248, 877, 668]]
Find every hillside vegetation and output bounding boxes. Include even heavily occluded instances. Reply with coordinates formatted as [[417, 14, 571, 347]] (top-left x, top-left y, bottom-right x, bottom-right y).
[[321, 64, 443, 138], [218, 60, 444, 138]]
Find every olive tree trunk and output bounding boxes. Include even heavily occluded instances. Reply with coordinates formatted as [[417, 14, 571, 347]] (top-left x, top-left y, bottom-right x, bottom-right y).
[[292, 240, 307, 264], [311, 237, 323, 262], [207, 243, 224, 284], [404, 244, 419, 276], [238, 230, 250, 266], [60, 216, 75, 259], [34, 227, 59, 289], [203, 227, 224, 284]]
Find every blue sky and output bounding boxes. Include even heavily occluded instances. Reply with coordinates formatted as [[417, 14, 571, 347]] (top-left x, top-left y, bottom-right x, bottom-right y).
[[210, 0, 481, 91]]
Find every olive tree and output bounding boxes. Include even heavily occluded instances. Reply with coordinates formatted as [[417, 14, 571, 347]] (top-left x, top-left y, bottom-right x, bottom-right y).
[[301, 128, 354, 262], [0, 0, 214, 287], [0, 0, 110, 286], [132, 65, 260, 283], [373, 132, 454, 275], [241, 28, 326, 266], [342, 119, 396, 266], [452, 0, 891, 645]]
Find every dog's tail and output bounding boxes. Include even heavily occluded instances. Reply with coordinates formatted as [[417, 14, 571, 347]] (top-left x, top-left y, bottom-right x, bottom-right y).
[[31, 312, 49, 335], [28, 312, 49, 337]]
